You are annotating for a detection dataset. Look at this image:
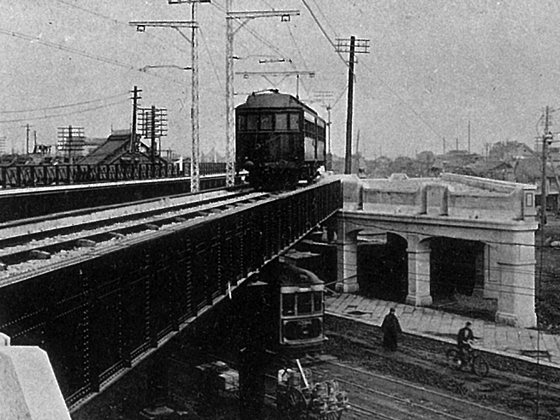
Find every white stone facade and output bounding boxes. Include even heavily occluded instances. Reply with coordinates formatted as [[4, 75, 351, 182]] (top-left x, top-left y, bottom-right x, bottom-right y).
[[334, 174, 538, 328]]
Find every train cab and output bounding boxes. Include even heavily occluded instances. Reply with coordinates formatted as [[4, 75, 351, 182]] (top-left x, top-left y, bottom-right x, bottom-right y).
[[276, 262, 325, 353]]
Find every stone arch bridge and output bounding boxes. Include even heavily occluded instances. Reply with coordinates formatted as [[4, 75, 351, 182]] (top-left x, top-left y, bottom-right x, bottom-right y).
[[334, 173, 538, 328]]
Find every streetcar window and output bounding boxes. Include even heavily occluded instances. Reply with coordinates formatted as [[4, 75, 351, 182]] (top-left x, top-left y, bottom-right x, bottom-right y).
[[247, 114, 258, 131], [282, 294, 296, 316], [260, 113, 273, 130], [289, 113, 300, 131], [276, 113, 288, 130], [237, 115, 247, 132], [317, 140, 325, 159], [313, 292, 323, 312], [297, 292, 313, 315]]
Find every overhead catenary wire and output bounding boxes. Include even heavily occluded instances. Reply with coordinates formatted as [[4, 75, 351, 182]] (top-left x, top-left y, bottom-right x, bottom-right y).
[[209, 2, 291, 63]]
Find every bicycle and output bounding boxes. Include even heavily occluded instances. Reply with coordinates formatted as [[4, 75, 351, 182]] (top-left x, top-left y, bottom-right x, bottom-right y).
[[446, 344, 489, 377]]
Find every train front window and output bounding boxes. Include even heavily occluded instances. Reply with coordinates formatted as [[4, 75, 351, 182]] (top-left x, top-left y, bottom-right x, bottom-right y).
[[297, 292, 313, 315], [260, 113, 273, 130], [237, 115, 246, 132], [313, 292, 323, 313], [282, 294, 296, 316], [247, 114, 258, 131], [276, 113, 288, 130], [289, 113, 300, 131]]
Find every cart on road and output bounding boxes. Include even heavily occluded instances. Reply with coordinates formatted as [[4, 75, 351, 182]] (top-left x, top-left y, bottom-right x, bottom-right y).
[[276, 361, 349, 420]]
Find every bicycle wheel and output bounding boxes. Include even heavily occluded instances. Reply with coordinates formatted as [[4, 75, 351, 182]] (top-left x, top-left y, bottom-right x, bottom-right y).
[[472, 355, 489, 377], [446, 349, 462, 370]]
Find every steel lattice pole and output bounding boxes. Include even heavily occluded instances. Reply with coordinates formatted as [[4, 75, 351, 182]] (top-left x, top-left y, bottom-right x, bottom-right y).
[[190, 2, 200, 192], [225, 0, 235, 187]]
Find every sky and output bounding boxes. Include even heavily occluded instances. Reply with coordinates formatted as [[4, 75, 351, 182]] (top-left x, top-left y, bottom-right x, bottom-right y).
[[2, 0, 560, 159]]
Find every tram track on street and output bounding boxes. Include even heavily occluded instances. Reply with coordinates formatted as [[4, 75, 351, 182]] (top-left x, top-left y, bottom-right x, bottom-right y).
[[312, 360, 527, 420], [183, 343, 527, 420], [0, 187, 269, 277], [326, 315, 560, 419]]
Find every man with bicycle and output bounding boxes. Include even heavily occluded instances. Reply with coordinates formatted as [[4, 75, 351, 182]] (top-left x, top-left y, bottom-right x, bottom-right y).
[[457, 321, 474, 365]]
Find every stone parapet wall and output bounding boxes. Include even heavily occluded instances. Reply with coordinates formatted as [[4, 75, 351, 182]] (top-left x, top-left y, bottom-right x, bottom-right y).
[[339, 173, 537, 222]]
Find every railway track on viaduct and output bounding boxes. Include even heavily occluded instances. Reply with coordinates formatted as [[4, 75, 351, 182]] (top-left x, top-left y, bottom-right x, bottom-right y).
[[0, 187, 267, 279]]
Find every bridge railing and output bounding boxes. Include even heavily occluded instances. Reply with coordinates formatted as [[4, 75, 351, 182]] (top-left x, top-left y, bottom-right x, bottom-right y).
[[0, 162, 228, 188]]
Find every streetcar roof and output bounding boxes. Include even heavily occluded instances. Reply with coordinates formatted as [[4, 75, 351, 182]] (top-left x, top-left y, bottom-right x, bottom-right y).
[[279, 262, 324, 287], [236, 90, 318, 116]]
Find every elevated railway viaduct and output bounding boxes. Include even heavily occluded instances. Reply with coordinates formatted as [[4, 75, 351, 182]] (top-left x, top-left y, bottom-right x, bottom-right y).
[[0, 180, 341, 409]]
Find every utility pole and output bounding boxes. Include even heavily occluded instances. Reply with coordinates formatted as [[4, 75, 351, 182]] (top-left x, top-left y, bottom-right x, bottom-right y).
[[167, 0, 208, 191], [138, 106, 168, 164], [541, 106, 552, 227], [190, 1, 201, 191], [354, 130, 360, 174], [326, 105, 332, 171], [130, 10, 203, 189], [151, 105, 156, 163], [22, 124, 31, 154], [335, 36, 369, 174], [468, 120, 471, 154], [33, 130, 37, 154], [57, 125, 85, 163], [442, 137, 446, 155], [225, 4, 300, 187], [130, 86, 142, 153]]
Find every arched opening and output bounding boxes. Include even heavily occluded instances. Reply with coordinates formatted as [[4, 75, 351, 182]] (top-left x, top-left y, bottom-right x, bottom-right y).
[[358, 232, 408, 302], [430, 237, 485, 303]]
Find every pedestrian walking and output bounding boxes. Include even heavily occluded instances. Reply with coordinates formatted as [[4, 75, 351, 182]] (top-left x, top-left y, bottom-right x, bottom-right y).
[[381, 308, 402, 351]]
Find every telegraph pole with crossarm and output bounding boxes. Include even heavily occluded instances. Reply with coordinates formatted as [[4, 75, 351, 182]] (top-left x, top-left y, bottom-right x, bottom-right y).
[[335, 37, 369, 174]]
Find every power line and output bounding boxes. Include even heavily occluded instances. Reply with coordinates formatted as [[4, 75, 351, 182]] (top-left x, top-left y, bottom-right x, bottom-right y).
[[51, 0, 191, 55], [309, 0, 338, 39], [0, 28, 184, 85], [300, 0, 347, 67], [199, 26, 223, 91], [299, 0, 445, 142], [0, 92, 130, 114], [0, 99, 129, 124]]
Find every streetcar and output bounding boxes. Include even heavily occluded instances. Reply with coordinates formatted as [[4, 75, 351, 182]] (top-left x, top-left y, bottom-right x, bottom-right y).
[[275, 261, 326, 354]]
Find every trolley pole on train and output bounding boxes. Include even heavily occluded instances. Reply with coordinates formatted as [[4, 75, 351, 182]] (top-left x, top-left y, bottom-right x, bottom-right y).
[[225, 3, 300, 187], [335, 37, 369, 175]]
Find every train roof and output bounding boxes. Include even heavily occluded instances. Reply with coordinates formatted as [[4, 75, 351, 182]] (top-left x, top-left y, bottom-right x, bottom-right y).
[[237, 90, 318, 115], [278, 262, 323, 287]]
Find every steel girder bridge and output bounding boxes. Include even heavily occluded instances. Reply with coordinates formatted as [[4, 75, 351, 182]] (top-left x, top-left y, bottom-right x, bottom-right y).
[[0, 180, 341, 409]]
